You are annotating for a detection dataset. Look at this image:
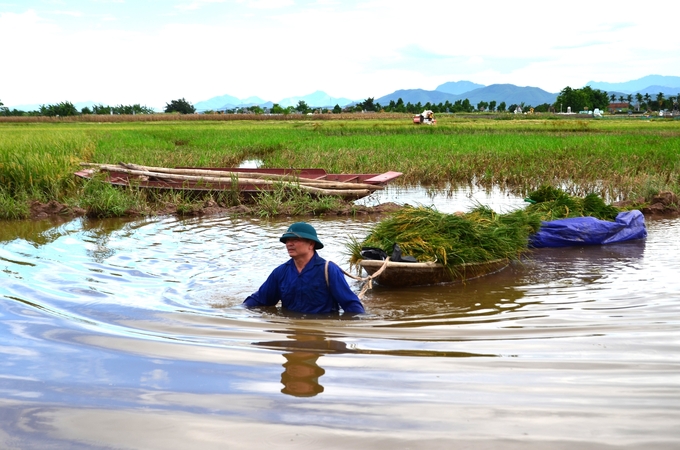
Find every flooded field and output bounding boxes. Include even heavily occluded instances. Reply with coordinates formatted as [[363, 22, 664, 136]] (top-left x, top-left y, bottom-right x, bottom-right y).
[[1, 187, 679, 449]]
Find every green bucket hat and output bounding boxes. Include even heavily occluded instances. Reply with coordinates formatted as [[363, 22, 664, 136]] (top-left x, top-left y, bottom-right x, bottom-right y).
[[280, 222, 324, 249]]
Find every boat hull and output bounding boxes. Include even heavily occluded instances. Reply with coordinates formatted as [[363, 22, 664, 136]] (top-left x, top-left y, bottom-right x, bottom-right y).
[[359, 258, 509, 287]]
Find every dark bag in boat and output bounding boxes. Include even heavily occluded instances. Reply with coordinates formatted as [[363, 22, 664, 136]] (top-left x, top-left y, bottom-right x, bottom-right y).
[[391, 243, 418, 263], [360, 247, 388, 260]]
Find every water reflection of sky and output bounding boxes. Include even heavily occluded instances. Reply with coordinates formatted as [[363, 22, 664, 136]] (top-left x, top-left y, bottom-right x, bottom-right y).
[[355, 184, 529, 213]]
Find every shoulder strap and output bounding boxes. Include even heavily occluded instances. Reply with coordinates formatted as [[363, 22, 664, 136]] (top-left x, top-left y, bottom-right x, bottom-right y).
[[325, 260, 330, 288]]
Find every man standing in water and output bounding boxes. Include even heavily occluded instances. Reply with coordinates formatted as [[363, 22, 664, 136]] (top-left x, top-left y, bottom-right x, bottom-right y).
[[243, 222, 365, 314]]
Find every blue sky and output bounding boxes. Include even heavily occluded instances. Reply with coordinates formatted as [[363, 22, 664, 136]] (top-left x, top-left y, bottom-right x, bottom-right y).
[[1, 0, 678, 109]]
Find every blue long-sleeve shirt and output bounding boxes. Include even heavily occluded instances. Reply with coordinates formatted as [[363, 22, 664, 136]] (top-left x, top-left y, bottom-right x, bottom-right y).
[[243, 252, 365, 314]]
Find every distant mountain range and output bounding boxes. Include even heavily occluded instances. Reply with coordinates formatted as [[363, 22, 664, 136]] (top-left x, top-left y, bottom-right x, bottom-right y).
[[194, 74, 680, 111], [6, 75, 679, 112], [586, 75, 680, 94], [585, 75, 680, 101], [434, 81, 486, 95], [194, 90, 354, 112], [374, 84, 559, 107], [194, 84, 559, 111]]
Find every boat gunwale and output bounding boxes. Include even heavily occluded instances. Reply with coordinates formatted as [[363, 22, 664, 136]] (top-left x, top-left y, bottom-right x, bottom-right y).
[[358, 258, 510, 287]]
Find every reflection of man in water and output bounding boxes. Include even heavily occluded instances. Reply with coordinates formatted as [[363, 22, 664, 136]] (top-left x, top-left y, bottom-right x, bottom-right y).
[[280, 351, 325, 397], [253, 328, 351, 398]]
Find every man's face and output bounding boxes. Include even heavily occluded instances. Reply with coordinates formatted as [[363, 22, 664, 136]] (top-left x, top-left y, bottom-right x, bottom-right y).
[[285, 237, 315, 259]]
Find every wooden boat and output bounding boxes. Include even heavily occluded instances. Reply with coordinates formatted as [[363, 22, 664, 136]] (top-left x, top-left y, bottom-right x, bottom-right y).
[[75, 163, 403, 200], [358, 258, 509, 287]]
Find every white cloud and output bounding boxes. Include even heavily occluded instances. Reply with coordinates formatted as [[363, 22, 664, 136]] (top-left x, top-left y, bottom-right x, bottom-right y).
[[1, 1, 679, 107], [50, 9, 85, 17], [0, 9, 56, 34], [247, 0, 295, 9], [174, 0, 231, 11], [140, 369, 170, 389]]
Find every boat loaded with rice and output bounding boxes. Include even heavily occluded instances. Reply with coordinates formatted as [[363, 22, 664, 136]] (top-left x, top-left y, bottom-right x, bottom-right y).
[[350, 204, 540, 287], [75, 163, 403, 200], [350, 186, 647, 288]]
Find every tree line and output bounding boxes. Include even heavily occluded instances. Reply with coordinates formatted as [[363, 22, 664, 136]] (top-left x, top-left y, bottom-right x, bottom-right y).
[[555, 86, 678, 113], [0, 100, 157, 117], [2, 86, 678, 118]]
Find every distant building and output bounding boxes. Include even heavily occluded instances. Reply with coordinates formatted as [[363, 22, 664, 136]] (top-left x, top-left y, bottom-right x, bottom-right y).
[[608, 102, 630, 113]]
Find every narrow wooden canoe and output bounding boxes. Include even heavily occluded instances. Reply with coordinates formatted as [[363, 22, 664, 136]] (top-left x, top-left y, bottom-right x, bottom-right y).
[[75, 163, 403, 200], [359, 258, 509, 287]]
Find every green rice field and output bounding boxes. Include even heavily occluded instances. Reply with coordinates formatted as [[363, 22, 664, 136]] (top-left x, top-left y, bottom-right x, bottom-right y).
[[1, 115, 678, 219]]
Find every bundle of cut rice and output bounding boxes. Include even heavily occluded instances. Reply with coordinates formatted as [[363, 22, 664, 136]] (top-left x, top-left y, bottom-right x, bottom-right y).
[[349, 204, 541, 271], [524, 185, 620, 221]]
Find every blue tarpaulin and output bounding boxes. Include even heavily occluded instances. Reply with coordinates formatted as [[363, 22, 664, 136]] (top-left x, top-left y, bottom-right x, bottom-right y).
[[529, 210, 647, 248]]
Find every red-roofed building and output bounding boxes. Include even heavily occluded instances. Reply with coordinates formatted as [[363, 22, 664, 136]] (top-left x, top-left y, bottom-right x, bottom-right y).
[[608, 102, 631, 113]]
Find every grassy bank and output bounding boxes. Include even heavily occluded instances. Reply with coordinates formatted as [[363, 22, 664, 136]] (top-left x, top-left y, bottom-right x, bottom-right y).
[[0, 116, 678, 219]]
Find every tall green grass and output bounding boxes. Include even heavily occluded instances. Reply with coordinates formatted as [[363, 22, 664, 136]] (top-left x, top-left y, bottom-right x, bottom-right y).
[[0, 186, 29, 220], [0, 126, 93, 200], [78, 177, 145, 218], [254, 182, 349, 218], [0, 118, 678, 219]]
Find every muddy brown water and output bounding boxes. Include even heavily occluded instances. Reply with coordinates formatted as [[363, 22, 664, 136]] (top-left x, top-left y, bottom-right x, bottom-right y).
[[1, 186, 679, 449]]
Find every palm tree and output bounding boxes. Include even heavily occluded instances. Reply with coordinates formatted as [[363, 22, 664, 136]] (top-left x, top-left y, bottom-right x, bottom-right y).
[[610, 93, 616, 102], [656, 92, 665, 110], [635, 93, 644, 111]]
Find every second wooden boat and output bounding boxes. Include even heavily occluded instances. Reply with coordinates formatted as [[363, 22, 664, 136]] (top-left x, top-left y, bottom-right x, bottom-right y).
[[75, 163, 403, 200]]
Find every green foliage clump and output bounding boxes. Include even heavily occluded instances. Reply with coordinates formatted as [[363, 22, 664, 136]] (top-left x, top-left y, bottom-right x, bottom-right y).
[[525, 185, 619, 221], [0, 187, 29, 220], [554, 86, 610, 112], [79, 177, 144, 218], [40, 101, 78, 117], [254, 183, 348, 218], [164, 98, 196, 114], [351, 205, 541, 270], [88, 104, 156, 115]]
